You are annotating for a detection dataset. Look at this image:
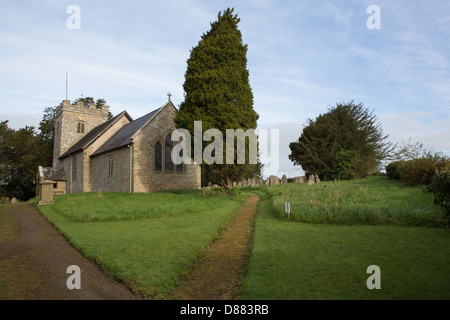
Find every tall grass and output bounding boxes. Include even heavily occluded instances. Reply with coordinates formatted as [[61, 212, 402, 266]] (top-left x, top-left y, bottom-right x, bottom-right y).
[[271, 177, 443, 227], [47, 190, 232, 222]]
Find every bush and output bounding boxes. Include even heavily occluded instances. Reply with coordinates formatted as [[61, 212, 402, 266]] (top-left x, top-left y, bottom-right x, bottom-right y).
[[386, 161, 404, 180], [424, 170, 450, 220], [201, 187, 225, 198], [397, 153, 449, 186]]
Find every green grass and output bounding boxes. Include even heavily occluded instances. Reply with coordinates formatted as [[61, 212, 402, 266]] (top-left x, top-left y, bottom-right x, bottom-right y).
[[240, 186, 450, 300], [42, 190, 235, 222], [37, 190, 243, 298], [271, 176, 444, 227]]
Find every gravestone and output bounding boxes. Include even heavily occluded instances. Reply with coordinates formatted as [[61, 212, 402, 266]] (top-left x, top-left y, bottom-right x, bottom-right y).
[[269, 175, 279, 186], [10, 197, 18, 204], [5, 197, 10, 203], [307, 175, 315, 186], [281, 174, 288, 184], [315, 174, 321, 183]]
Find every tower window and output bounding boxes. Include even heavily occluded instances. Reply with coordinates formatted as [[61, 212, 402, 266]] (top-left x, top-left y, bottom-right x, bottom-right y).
[[77, 122, 85, 133]]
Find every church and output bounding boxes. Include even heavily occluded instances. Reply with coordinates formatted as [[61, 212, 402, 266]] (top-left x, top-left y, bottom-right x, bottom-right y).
[[37, 97, 201, 196]]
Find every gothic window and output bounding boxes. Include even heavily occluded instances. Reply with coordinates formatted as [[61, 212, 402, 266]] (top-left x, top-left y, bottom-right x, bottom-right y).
[[165, 134, 173, 171], [176, 148, 183, 172], [155, 141, 162, 171]]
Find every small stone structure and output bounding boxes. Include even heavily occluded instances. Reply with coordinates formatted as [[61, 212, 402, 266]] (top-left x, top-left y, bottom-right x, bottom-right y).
[[39, 181, 56, 205], [36, 166, 67, 198], [10, 197, 18, 204]]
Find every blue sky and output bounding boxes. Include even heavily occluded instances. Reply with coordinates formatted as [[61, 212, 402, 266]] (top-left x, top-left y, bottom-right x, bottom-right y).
[[1, 0, 449, 178]]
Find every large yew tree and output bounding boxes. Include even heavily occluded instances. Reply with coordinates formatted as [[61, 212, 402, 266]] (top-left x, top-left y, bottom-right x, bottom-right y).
[[289, 101, 393, 180], [175, 8, 259, 188]]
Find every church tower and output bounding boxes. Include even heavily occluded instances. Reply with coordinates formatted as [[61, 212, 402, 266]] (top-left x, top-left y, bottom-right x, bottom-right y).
[[53, 99, 109, 167]]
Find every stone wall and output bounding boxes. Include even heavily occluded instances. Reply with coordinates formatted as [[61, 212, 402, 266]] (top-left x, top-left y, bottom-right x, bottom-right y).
[[59, 151, 84, 193], [84, 113, 131, 192], [131, 104, 201, 193], [92, 147, 131, 193]]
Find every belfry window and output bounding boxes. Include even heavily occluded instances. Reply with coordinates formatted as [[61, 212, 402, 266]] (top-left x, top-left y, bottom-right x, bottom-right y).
[[77, 122, 85, 133]]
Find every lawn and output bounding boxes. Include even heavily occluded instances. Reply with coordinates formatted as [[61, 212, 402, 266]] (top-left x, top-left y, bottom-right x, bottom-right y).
[[240, 178, 450, 299], [33, 177, 450, 299], [37, 190, 243, 298]]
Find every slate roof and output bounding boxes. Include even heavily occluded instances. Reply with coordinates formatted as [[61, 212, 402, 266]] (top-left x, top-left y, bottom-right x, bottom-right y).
[[41, 167, 66, 181], [90, 106, 163, 157], [59, 111, 132, 159]]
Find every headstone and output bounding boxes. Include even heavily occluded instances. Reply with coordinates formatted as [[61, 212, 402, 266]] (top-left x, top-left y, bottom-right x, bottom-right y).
[[269, 175, 280, 186], [208, 181, 212, 187], [5, 197, 10, 203], [307, 175, 315, 186], [10, 197, 18, 204], [315, 174, 321, 183], [281, 174, 288, 184]]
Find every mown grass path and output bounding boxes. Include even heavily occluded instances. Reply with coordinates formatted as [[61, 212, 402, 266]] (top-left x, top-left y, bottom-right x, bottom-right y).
[[169, 195, 260, 300]]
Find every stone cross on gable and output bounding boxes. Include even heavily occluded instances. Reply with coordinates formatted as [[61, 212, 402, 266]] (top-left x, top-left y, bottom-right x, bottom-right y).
[[167, 93, 172, 101]]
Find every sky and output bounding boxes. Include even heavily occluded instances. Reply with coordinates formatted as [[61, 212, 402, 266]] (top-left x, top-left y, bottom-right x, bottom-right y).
[[1, 0, 449, 178]]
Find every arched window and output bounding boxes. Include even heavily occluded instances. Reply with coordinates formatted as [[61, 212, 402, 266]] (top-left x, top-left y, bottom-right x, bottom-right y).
[[165, 134, 173, 171], [155, 141, 162, 171]]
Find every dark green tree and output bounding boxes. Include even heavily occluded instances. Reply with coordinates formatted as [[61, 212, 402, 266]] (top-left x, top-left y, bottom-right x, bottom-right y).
[[39, 106, 57, 167], [73, 97, 113, 119], [0, 121, 14, 198], [289, 101, 393, 180], [1, 124, 44, 200], [175, 8, 259, 188]]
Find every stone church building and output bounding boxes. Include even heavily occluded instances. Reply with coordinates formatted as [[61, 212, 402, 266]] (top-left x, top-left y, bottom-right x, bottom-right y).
[[38, 98, 201, 195]]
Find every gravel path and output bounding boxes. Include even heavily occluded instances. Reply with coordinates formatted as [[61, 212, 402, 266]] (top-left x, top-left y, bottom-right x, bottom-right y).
[[0, 203, 140, 300]]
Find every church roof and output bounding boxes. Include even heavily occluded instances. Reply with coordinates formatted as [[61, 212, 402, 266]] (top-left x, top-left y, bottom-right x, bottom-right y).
[[40, 167, 66, 181], [90, 103, 172, 157], [59, 111, 132, 159]]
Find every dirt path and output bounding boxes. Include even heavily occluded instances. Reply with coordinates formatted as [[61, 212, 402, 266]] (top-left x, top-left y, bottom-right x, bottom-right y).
[[170, 195, 260, 300], [0, 203, 139, 300]]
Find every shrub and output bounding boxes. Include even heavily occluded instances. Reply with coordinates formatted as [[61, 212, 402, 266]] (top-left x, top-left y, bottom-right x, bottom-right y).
[[201, 187, 242, 199], [424, 170, 450, 220], [397, 153, 449, 186], [201, 187, 225, 198], [386, 161, 403, 180]]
